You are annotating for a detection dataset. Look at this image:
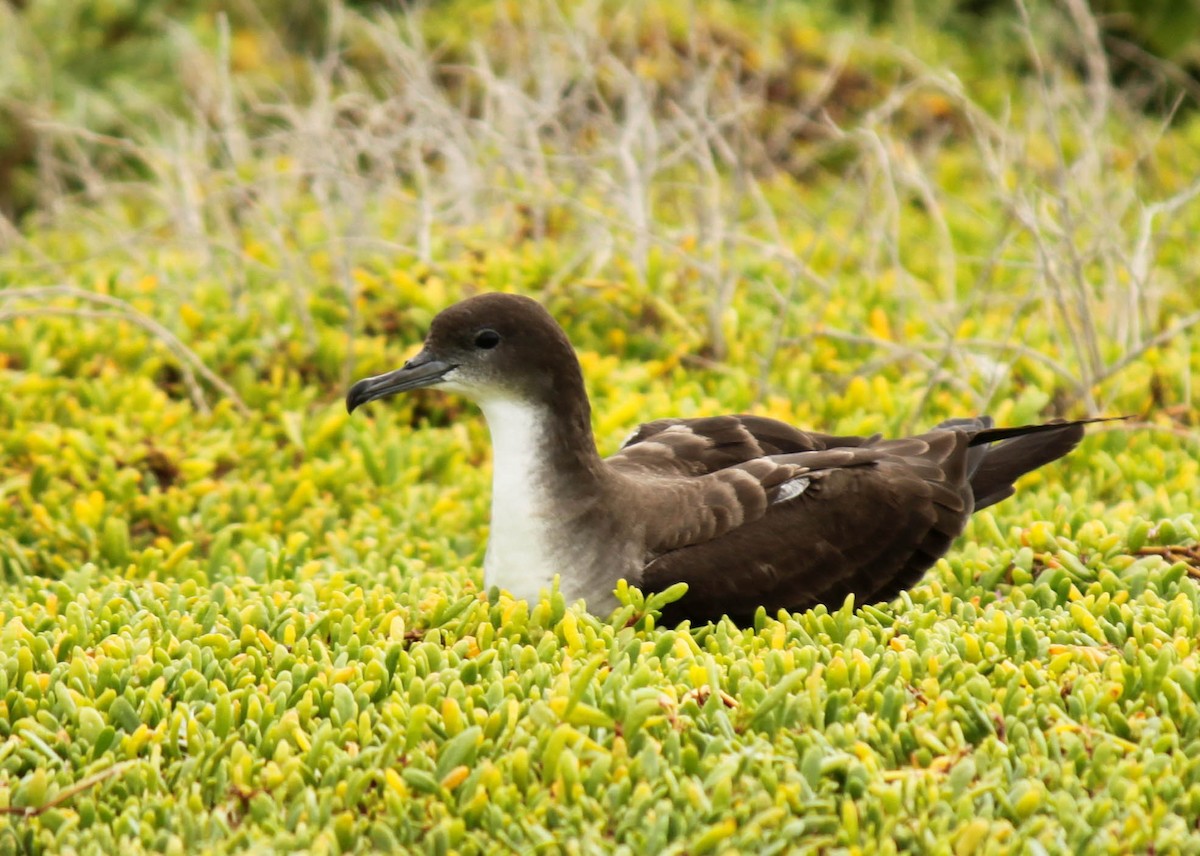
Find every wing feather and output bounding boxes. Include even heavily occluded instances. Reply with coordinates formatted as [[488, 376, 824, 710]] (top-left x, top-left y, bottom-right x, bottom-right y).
[[613, 415, 1104, 623], [611, 414, 879, 478], [640, 432, 975, 624]]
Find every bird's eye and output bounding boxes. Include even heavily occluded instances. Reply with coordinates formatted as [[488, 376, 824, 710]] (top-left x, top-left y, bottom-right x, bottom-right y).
[[474, 329, 501, 350]]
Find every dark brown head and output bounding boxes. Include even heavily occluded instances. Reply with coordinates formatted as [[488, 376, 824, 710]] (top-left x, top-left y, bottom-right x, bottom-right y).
[[346, 293, 586, 414]]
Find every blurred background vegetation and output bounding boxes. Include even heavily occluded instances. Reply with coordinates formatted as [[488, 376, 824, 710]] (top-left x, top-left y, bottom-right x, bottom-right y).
[[2, 0, 1199, 220], [3, 0, 1199, 579], [4, 0, 1199, 425]]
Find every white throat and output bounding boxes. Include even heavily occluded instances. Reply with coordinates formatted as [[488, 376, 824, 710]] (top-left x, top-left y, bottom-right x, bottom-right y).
[[476, 397, 562, 603]]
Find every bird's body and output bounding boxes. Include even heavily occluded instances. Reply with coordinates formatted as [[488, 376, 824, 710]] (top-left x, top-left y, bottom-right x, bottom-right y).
[[348, 292, 1104, 623]]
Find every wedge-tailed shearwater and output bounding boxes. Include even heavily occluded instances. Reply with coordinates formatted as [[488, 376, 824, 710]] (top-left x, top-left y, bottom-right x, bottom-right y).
[[348, 292, 1110, 623]]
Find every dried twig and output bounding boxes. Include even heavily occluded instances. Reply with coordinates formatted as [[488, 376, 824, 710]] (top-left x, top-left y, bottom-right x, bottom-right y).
[[0, 286, 248, 415], [1134, 545, 1200, 576], [0, 761, 137, 819]]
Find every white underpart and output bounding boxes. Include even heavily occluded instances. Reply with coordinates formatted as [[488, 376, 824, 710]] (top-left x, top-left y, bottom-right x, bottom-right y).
[[472, 396, 564, 603], [773, 475, 811, 504]]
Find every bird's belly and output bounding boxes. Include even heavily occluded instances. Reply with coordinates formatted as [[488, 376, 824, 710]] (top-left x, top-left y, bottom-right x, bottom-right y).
[[483, 518, 562, 604], [483, 498, 630, 613]]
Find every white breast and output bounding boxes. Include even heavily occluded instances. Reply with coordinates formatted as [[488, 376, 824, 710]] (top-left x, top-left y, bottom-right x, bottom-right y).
[[477, 398, 563, 603]]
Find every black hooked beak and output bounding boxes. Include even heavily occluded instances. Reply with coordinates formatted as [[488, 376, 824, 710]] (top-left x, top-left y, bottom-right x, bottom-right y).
[[345, 349, 456, 413]]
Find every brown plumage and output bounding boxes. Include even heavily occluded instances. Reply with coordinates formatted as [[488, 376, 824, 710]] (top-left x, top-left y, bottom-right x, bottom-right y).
[[347, 292, 1113, 624]]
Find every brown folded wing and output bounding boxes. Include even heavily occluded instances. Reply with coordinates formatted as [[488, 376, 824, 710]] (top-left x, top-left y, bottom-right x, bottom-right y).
[[610, 414, 879, 477], [638, 431, 975, 624]]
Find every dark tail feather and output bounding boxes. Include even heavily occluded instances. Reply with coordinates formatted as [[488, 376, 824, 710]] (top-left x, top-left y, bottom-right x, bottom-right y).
[[964, 416, 1128, 511], [966, 416, 1123, 447]]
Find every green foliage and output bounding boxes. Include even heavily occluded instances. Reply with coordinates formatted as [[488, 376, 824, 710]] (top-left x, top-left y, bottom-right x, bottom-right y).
[[4, 543, 1200, 851], [2, 0, 1200, 853]]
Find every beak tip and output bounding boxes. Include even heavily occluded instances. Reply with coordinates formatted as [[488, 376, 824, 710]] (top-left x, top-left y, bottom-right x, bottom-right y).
[[345, 378, 372, 414]]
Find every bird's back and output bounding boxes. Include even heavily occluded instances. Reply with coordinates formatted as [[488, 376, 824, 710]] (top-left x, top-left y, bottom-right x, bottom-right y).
[[609, 414, 1095, 623]]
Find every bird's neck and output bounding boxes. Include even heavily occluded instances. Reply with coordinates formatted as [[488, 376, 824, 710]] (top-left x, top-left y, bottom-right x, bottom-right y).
[[485, 350, 603, 469], [475, 391, 607, 603]]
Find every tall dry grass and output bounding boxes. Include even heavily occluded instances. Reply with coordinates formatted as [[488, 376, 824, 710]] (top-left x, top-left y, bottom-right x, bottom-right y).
[[2, 0, 1197, 423]]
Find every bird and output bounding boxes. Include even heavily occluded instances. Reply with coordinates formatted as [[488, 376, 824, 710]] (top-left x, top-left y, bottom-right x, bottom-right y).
[[347, 292, 1110, 624]]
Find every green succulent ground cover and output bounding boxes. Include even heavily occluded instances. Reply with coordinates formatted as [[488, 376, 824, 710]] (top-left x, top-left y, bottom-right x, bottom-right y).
[[3, 1, 1200, 853]]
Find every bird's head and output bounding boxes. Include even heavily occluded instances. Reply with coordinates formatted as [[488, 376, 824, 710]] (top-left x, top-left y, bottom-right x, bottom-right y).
[[346, 292, 580, 413]]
